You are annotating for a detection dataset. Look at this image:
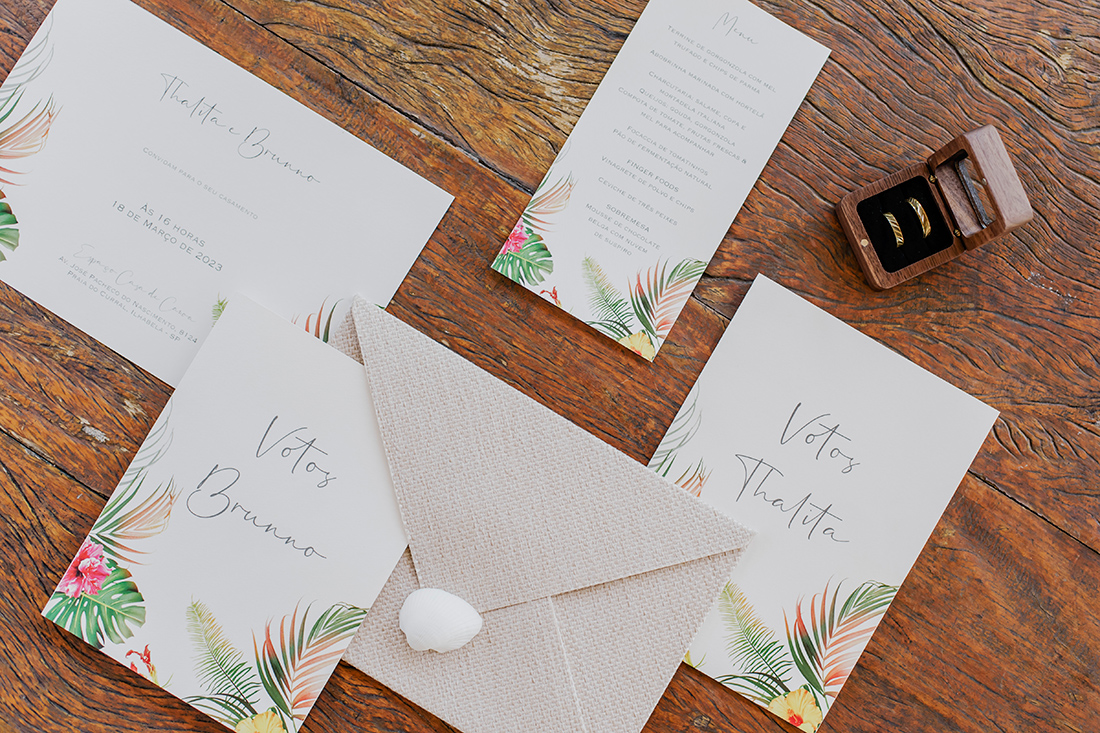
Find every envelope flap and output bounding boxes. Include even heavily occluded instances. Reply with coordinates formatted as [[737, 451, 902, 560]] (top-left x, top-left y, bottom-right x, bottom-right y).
[[351, 299, 753, 613]]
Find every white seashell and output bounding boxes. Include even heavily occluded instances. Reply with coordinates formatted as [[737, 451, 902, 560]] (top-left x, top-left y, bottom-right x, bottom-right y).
[[399, 588, 484, 653]]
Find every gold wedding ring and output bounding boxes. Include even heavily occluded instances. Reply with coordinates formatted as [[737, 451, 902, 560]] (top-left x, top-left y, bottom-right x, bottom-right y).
[[907, 197, 932, 238], [884, 212, 904, 247]]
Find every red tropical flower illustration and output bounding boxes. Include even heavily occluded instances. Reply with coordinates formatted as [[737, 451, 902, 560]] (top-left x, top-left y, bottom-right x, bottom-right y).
[[500, 222, 527, 256], [57, 539, 111, 598], [539, 286, 561, 307], [126, 644, 157, 679]]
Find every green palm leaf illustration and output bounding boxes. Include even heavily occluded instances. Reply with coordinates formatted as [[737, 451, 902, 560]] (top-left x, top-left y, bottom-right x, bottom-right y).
[[43, 563, 146, 649], [255, 602, 369, 729], [0, 192, 17, 262], [649, 390, 703, 477], [784, 581, 898, 707], [89, 403, 178, 564], [581, 256, 634, 340], [293, 298, 342, 344], [521, 175, 575, 231], [184, 600, 262, 727], [0, 16, 54, 111], [714, 582, 792, 704], [212, 295, 229, 325], [492, 232, 554, 287], [629, 258, 707, 344]]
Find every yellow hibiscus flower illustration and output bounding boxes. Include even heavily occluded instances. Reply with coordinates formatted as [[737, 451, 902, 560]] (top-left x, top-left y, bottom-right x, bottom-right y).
[[618, 331, 656, 360], [235, 709, 287, 733], [767, 689, 823, 733]]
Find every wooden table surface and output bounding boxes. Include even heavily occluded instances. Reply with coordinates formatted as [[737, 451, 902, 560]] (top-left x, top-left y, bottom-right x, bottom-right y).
[[1, 0, 1098, 731]]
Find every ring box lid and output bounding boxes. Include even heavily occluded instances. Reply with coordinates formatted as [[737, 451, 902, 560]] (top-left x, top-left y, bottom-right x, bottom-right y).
[[837, 125, 1034, 290], [926, 125, 1033, 251]]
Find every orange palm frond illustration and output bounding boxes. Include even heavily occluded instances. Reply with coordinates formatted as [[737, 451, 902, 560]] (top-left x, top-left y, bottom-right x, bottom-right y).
[[521, 174, 575, 230], [0, 95, 59, 184], [784, 581, 897, 703], [630, 258, 707, 343], [256, 602, 369, 727], [88, 403, 179, 564], [293, 298, 341, 343], [674, 458, 711, 497]]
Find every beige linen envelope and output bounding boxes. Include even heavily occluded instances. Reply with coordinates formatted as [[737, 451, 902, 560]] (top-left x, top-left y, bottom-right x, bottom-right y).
[[334, 299, 754, 733]]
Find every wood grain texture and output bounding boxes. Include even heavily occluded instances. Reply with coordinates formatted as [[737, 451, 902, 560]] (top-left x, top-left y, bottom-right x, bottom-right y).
[[0, 0, 1097, 731]]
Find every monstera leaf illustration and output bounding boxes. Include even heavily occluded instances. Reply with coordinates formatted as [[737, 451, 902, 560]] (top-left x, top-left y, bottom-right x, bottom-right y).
[[492, 227, 554, 287], [492, 174, 574, 288], [0, 192, 17, 261], [44, 563, 147, 649]]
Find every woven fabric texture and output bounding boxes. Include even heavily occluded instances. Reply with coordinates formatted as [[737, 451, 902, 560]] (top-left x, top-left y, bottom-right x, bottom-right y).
[[338, 299, 754, 733]]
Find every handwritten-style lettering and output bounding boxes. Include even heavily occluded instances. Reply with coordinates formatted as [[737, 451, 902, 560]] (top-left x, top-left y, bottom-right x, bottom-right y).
[[186, 464, 326, 559], [734, 454, 848, 543], [255, 416, 336, 488], [779, 402, 860, 474], [712, 13, 759, 44], [157, 73, 320, 184]]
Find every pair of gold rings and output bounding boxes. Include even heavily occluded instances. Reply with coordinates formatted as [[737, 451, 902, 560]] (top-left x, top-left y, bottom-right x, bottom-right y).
[[883, 197, 931, 247]]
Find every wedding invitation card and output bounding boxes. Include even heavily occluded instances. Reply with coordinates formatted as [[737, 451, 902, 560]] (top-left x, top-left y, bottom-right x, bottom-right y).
[[492, 0, 828, 359], [0, 0, 453, 385], [650, 276, 997, 730], [43, 296, 408, 732]]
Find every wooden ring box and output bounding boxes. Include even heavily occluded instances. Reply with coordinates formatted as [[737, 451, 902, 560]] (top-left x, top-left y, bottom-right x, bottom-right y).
[[836, 125, 1033, 290]]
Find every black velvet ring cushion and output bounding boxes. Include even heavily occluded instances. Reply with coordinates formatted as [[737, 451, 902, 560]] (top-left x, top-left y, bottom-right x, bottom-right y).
[[856, 176, 954, 273]]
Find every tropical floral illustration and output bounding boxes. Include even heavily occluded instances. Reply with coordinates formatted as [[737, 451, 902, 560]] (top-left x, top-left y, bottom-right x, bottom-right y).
[[768, 688, 824, 733], [0, 17, 59, 262], [185, 599, 368, 732], [292, 298, 341, 344], [648, 390, 712, 497], [582, 256, 706, 360], [539, 286, 562, 307], [236, 710, 288, 733], [126, 644, 170, 686], [43, 404, 178, 649], [715, 580, 898, 729], [492, 173, 575, 287]]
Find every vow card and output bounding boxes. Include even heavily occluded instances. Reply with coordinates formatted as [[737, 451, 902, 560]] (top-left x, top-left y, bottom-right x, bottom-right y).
[[649, 275, 998, 730], [0, 0, 452, 385], [43, 296, 407, 732], [492, 0, 828, 360]]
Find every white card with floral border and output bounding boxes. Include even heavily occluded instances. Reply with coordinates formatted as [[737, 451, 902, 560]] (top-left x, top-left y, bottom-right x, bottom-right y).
[[0, 0, 452, 386], [650, 275, 997, 731], [491, 0, 828, 360], [42, 296, 407, 733]]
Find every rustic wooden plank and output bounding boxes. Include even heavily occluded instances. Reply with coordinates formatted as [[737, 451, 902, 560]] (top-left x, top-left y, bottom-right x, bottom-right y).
[[224, 0, 644, 187], [0, 284, 169, 495], [0, 0, 1097, 732]]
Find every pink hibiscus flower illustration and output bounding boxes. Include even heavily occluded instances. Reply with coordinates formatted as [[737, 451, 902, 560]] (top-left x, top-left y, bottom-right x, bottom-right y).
[[499, 222, 527, 256], [57, 539, 111, 598]]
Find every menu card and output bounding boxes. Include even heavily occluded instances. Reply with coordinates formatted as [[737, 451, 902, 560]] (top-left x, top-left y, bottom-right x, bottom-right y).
[[492, 0, 828, 359], [0, 0, 452, 385], [650, 275, 997, 730], [42, 296, 408, 732]]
